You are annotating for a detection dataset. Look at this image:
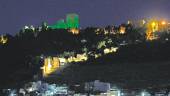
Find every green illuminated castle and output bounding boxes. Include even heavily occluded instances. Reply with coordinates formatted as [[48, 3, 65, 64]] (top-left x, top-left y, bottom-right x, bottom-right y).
[[49, 13, 79, 29]]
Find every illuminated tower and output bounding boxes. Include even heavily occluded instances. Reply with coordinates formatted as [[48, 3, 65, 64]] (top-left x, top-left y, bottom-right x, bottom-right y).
[[66, 13, 79, 29]]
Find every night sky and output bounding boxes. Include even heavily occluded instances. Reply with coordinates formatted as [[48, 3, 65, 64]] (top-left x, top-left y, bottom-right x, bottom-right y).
[[0, 0, 170, 35]]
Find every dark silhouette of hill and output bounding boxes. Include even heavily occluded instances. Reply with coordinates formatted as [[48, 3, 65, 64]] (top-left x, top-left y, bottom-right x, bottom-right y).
[[44, 41, 170, 89], [0, 24, 170, 88], [0, 29, 83, 88]]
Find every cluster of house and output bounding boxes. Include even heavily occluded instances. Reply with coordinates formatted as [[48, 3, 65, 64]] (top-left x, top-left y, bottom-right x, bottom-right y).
[[77, 80, 169, 96], [41, 46, 119, 77], [95, 25, 127, 35], [95, 19, 170, 41], [3, 80, 170, 96], [2, 81, 68, 96], [103, 47, 118, 54]]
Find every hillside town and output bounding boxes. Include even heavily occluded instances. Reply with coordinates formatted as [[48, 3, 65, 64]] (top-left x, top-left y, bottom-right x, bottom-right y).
[[1, 14, 170, 96]]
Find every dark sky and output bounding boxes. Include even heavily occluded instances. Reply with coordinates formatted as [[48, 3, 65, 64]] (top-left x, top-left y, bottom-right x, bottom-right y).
[[0, 0, 170, 35]]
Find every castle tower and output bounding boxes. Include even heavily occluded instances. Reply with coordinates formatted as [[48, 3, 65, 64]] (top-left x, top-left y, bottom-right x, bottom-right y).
[[66, 13, 79, 29]]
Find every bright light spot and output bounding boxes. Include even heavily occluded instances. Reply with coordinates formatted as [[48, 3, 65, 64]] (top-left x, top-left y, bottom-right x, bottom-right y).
[[119, 26, 126, 34], [117, 90, 121, 96], [0, 35, 8, 44], [127, 20, 131, 24], [47, 58, 52, 69], [141, 92, 145, 96], [166, 38, 169, 41], [69, 28, 79, 34], [142, 20, 146, 25], [152, 22, 156, 26], [161, 21, 166, 25], [24, 26, 29, 29]]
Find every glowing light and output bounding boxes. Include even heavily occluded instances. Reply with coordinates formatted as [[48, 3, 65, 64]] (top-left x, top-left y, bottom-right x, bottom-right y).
[[141, 90, 151, 96], [161, 21, 166, 25], [142, 20, 146, 25], [117, 90, 121, 96], [119, 26, 126, 34], [69, 28, 79, 34], [24, 26, 29, 29], [146, 20, 159, 40], [152, 22, 156, 26], [47, 58, 52, 69], [104, 48, 111, 54], [42, 57, 60, 77], [104, 47, 118, 54], [127, 20, 131, 24], [0, 35, 8, 44], [67, 53, 88, 62], [151, 21, 159, 32]]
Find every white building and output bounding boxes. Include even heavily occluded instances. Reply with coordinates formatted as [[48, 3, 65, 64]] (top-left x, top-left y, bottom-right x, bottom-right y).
[[85, 80, 110, 92]]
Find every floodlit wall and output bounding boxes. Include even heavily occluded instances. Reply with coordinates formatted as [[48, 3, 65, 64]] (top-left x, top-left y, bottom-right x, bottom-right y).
[[42, 57, 60, 77], [50, 19, 67, 29]]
